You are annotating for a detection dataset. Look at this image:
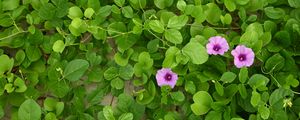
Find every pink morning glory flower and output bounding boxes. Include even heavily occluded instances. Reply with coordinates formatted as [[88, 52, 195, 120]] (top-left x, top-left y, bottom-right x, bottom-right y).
[[231, 45, 255, 68], [206, 36, 229, 55], [156, 68, 178, 88]]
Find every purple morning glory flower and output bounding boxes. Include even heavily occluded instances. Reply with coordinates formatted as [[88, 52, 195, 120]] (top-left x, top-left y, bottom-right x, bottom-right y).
[[156, 68, 178, 88], [231, 45, 255, 68], [206, 36, 229, 55]]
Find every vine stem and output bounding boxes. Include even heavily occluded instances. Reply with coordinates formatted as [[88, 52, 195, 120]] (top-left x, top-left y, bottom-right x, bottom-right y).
[[0, 31, 28, 41]]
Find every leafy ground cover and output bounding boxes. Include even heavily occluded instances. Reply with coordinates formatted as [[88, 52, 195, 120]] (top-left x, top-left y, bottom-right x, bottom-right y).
[[0, 0, 300, 120]]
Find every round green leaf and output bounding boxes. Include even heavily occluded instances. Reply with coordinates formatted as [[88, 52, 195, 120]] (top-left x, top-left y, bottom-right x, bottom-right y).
[[250, 90, 261, 107], [18, 99, 41, 120], [164, 29, 183, 44], [224, 0, 236, 12], [118, 113, 133, 120], [52, 40, 65, 53], [220, 72, 237, 83], [191, 91, 213, 115], [176, 0, 186, 11], [204, 3, 221, 25], [170, 91, 185, 102], [0, 55, 14, 76], [149, 20, 165, 33], [167, 15, 189, 29], [84, 8, 95, 18], [122, 6, 134, 18], [154, 0, 174, 9], [25, 46, 42, 62], [162, 47, 180, 68], [264, 7, 285, 19], [68, 6, 83, 19], [111, 77, 124, 89], [258, 105, 270, 119], [215, 81, 224, 96], [182, 39, 208, 64], [64, 59, 89, 81], [239, 67, 248, 83]]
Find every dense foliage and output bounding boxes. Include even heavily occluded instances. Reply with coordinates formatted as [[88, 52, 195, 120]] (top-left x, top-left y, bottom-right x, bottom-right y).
[[0, 0, 300, 119]]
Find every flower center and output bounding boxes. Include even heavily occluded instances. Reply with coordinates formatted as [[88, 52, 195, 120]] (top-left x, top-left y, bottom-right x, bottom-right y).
[[213, 44, 221, 51], [238, 54, 247, 61], [164, 73, 172, 81]]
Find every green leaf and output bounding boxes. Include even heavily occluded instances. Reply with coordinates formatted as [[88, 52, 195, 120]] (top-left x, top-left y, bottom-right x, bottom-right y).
[[162, 47, 180, 68], [0, 105, 4, 119], [44, 97, 58, 111], [248, 74, 269, 89], [240, 30, 259, 47], [191, 91, 213, 115], [88, 0, 101, 10], [38, 3, 56, 20], [103, 106, 115, 120], [86, 51, 102, 66], [220, 14, 232, 25], [55, 102, 64, 115], [239, 67, 248, 83], [52, 40, 65, 53], [167, 15, 188, 29], [264, 53, 285, 72], [185, 81, 196, 94], [250, 90, 260, 107], [84, 8, 95, 18], [224, 0, 236, 12], [238, 84, 248, 99], [264, 7, 285, 19], [2, 0, 19, 11], [14, 77, 27, 92], [204, 3, 221, 25], [104, 67, 119, 80], [116, 34, 138, 52], [220, 72, 237, 83], [68, 6, 83, 19], [176, 0, 186, 11], [134, 52, 153, 77], [149, 20, 165, 33], [71, 18, 83, 29], [0, 14, 13, 27], [164, 29, 183, 44], [45, 113, 57, 120], [274, 31, 290, 48], [18, 99, 41, 120], [129, 0, 147, 9], [215, 81, 224, 96], [119, 65, 134, 80], [64, 59, 89, 81], [269, 88, 293, 106], [111, 77, 124, 89], [170, 91, 185, 102], [235, 0, 249, 5], [4, 83, 14, 93], [15, 49, 25, 66], [114, 49, 134, 66], [191, 5, 206, 23], [114, 0, 125, 7], [118, 113, 133, 120], [154, 0, 174, 9], [288, 0, 300, 8], [136, 81, 156, 104], [0, 55, 14, 76], [122, 6, 134, 18], [25, 46, 42, 62], [205, 111, 222, 120], [182, 39, 208, 64], [258, 105, 270, 119]]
